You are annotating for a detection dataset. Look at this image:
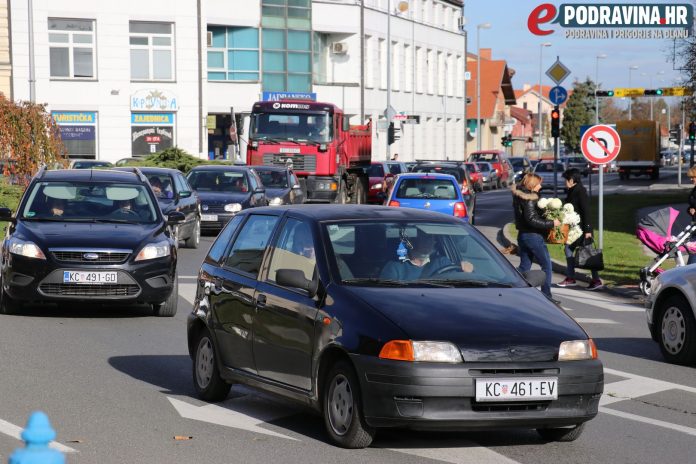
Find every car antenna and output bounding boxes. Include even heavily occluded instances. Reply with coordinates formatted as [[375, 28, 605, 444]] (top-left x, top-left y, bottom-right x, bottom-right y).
[[37, 164, 47, 179]]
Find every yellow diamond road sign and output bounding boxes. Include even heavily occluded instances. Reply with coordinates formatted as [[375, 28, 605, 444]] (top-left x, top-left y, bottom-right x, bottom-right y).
[[545, 59, 571, 85], [614, 88, 645, 98]]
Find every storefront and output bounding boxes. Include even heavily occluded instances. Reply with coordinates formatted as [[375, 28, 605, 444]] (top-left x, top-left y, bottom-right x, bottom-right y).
[[51, 111, 98, 159], [131, 89, 178, 156]]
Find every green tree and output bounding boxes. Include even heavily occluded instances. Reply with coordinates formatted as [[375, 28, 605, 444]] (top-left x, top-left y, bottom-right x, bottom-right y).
[[560, 78, 596, 153]]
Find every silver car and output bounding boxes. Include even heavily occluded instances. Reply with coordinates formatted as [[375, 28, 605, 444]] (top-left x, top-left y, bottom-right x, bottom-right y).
[[475, 162, 498, 190], [533, 160, 567, 193], [645, 266, 696, 365]]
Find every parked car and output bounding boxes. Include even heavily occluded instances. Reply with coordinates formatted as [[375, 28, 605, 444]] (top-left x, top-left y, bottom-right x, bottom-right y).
[[386, 172, 475, 223], [119, 167, 201, 249], [644, 266, 696, 365], [186, 165, 268, 233], [468, 150, 513, 188], [563, 155, 590, 177], [410, 161, 477, 197], [251, 165, 305, 206], [660, 150, 676, 167], [464, 162, 484, 192], [114, 157, 141, 167], [69, 159, 113, 169], [533, 160, 568, 193], [366, 162, 407, 204], [475, 162, 498, 190], [187, 205, 602, 448], [404, 161, 417, 172], [508, 156, 532, 183], [0, 167, 183, 316]]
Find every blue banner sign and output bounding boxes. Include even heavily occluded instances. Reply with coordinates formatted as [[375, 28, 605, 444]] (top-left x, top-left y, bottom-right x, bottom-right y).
[[262, 92, 316, 102], [52, 111, 97, 125], [131, 113, 175, 125], [58, 125, 95, 140]]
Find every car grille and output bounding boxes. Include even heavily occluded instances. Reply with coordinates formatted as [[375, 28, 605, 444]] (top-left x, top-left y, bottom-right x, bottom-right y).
[[469, 368, 559, 375], [471, 401, 550, 413], [202, 204, 227, 214], [39, 283, 140, 297], [51, 250, 131, 264], [263, 153, 316, 171]]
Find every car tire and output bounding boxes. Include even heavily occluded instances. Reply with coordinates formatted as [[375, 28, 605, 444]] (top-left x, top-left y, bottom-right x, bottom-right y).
[[323, 361, 375, 449], [153, 274, 178, 317], [657, 294, 696, 365], [537, 423, 585, 442], [0, 282, 19, 316], [184, 218, 201, 249], [193, 326, 231, 402]]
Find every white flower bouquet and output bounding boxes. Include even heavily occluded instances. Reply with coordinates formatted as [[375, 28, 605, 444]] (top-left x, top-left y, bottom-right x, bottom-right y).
[[538, 197, 582, 244]]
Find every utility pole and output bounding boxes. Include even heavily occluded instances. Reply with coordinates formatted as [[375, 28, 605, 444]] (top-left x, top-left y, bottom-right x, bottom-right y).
[[28, 0, 36, 102]]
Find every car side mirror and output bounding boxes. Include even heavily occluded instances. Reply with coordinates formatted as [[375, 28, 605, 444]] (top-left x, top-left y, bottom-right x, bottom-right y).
[[522, 270, 546, 288], [292, 184, 302, 190], [254, 187, 265, 194], [178, 190, 192, 199], [276, 269, 318, 298], [167, 211, 186, 225], [342, 117, 350, 132]]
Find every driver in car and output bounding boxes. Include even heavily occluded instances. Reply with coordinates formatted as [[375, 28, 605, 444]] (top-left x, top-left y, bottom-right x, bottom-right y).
[[111, 199, 141, 219], [380, 234, 474, 281]]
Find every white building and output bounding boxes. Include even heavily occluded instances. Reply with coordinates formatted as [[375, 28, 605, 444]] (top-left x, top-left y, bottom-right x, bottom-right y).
[[10, 0, 473, 163]]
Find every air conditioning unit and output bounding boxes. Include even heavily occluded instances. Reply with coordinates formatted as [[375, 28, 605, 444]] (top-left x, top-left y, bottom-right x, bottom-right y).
[[206, 31, 212, 47], [331, 42, 349, 54]]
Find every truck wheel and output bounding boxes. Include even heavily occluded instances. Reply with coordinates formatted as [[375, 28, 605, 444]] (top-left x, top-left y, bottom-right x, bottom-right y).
[[350, 177, 367, 204]]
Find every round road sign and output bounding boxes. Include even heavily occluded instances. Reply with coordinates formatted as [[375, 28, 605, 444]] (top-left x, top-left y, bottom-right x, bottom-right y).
[[580, 124, 621, 165]]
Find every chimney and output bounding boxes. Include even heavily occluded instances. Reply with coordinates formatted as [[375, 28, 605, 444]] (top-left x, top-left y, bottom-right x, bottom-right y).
[[479, 48, 492, 60]]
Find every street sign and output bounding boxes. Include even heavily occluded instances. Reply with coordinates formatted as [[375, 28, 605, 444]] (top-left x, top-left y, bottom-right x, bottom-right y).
[[384, 105, 397, 122], [464, 71, 471, 81], [545, 59, 571, 85], [613, 88, 645, 98], [662, 87, 693, 97], [581, 124, 621, 165], [261, 91, 316, 101], [549, 86, 568, 105]]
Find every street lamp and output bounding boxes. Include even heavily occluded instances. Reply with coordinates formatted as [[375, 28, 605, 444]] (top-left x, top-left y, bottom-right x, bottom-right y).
[[386, 0, 409, 159], [595, 54, 607, 124], [537, 42, 552, 159], [476, 22, 491, 151], [628, 65, 638, 120]]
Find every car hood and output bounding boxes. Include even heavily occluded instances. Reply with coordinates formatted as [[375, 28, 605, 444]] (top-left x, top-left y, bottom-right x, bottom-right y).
[[265, 187, 290, 199], [196, 191, 251, 205], [18, 221, 163, 250], [345, 286, 587, 362]]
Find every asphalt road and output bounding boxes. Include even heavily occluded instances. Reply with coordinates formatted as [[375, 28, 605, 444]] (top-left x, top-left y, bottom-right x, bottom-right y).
[[1, 177, 695, 463]]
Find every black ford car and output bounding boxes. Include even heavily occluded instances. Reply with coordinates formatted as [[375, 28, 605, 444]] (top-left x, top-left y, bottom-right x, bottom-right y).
[[186, 165, 268, 233], [187, 205, 603, 448], [0, 168, 183, 316]]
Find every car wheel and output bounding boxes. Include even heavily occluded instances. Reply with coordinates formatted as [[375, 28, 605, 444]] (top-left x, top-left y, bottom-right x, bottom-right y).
[[537, 423, 585, 442], [657, 295, 696, 365], [193, 326, 231, 402], [323, 361, 375, 449], [0, 279, 19, 316], [153, 274, 178, 317], [184, 218, 201, 249]]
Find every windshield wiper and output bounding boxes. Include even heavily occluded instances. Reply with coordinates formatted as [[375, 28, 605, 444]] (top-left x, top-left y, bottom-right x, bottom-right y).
[[92, 218, 140, 224], [23, 217, 92, 222], [342, 278, 452, 288], [295, 138, 321, 146], [419, 278, 514, 288], [254, 136, 281, 145]]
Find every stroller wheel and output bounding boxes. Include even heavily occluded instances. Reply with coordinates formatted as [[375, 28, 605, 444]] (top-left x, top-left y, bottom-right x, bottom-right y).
[[640, 280, 652, 296]]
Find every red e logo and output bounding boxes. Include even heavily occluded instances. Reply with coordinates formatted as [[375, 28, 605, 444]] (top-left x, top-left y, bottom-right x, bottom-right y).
[[528, 3, 557, 36]]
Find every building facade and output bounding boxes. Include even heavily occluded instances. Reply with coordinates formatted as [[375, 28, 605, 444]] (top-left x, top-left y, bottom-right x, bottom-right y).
[[10, 0, 515, 163], [0, 0, 11, 98]]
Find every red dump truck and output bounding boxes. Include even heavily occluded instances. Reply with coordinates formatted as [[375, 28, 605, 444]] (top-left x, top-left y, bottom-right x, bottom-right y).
[[246, 100, 371, 203]]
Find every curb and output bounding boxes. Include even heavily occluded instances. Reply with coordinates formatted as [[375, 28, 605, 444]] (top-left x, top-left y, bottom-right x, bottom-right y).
[[501, 223, 643, 301]]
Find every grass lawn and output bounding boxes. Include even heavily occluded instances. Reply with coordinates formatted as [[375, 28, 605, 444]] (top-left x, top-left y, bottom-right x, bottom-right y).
[[0, 181, 25, 233], [509, 192, 688, 285]]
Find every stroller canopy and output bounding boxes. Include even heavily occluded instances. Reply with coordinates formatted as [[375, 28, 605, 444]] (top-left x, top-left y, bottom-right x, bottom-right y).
[[637, 206, 692, 255]]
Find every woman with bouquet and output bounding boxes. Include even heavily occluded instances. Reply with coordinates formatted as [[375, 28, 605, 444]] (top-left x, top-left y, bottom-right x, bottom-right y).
[[558, 168, 603, 290], [512, 173, 560, 303]]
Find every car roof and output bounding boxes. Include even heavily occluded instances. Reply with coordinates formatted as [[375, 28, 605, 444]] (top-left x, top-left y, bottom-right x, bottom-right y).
[[40, 168, 143, 183], [241, 204, 464, 223], [129, 166, 182, 175], [248, 165, 288, 172], [189, 164, 250, 172], [396, 172, 459, 181]]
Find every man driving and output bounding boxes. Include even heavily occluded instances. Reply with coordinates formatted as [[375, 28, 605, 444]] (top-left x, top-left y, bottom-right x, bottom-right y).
[[380, 234, 474, 281], [48, 198, 66, 217]]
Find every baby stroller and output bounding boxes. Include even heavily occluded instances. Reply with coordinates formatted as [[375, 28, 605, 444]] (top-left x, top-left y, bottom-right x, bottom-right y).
[[637, 206, 696, 296]]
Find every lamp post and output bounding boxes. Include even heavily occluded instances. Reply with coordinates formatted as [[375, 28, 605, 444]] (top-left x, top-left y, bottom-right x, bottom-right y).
[[595, 54, 607, 125], [537, 42, 552, 159], [476, 23, 491, 151], [628, 65, 638, 120], [386, 0, 409, 160]]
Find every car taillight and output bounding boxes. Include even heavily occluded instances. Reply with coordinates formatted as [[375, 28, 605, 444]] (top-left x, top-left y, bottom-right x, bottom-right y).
[[388, 200, 400, 207], [461, 181, 470, 195], [454, 202, 467, 218]]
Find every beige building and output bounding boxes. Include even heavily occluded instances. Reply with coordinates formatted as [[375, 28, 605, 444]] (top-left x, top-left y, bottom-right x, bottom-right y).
[[0, 0, 11, 98]]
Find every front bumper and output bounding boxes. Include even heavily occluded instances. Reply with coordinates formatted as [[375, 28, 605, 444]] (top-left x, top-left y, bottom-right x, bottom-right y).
[[200, 213, 236, 231], [304, 176, 339, 203], [351, 355, 603, 430]]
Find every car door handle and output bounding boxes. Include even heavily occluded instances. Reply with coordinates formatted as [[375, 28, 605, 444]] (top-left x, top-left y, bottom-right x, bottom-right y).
[[256, 294, 267, 309]]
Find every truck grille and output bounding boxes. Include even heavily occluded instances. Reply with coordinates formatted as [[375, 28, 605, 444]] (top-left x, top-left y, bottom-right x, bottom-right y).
[[262, 154, 317, 171], [39, 283, 140, 297], [51, 250, 131, 264]]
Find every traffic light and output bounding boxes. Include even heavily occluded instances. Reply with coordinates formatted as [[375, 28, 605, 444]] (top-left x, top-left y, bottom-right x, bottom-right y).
[[550, 107, 560, 138], [501, 135, 512, 147], [387, 122, 400, 145], [595, 89, 614, 97], [644, 89, 664, 96], [689, 122, 696, 141]]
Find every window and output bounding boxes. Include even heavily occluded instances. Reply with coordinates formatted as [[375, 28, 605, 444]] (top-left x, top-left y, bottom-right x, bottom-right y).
[[456, 55, 463, 97], [365, 35, 374, 88], [446, 54, 454, 96], [313, 32, 328, 84], [392, 41, 400, 91], [426, 49, 434, 94], [262, 28, 312, 92], [207, 215, 245, 263], [224, 215, 279, 276], [268, 218, 316, 283], [262, 0, 311, 30], [415, 46, 424, 93], [52, 111, 97, 158], [207, 26, 259, 81], [437, 51, 445, 95], [48, 18, 95, 79], [404, 43, 413, 92], [129, 22, 174, 81], [379, 38, 387, 89]]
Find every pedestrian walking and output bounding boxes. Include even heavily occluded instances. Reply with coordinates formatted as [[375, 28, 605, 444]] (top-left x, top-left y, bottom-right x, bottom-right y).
[[512, 173, 560, 302], [686, 166, 696, 264], [557, 168, 603, 290]]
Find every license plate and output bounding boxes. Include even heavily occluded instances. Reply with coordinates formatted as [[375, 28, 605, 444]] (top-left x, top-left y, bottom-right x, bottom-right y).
[[475, 377, 558, 402], [201, 214, 218, 221], [63, 271, 118, 285]]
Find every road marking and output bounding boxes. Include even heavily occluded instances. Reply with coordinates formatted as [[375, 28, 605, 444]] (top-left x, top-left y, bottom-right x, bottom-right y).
[[556, 289, 644, 312], [599, 407, 696, 437], [574, 317, 617, 324], [0, 418, 77, 453], [179, 283, 197, 306], [384, 440, 520, 464], [178, 275, 198, 280]]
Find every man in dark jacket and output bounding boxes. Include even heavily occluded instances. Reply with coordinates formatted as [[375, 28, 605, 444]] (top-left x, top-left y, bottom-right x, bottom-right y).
[[558, 168, 603, 289], [513, 173, 560, 302]]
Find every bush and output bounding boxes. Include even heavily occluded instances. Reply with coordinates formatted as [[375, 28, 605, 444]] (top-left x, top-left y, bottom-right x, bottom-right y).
[[124, 147, 227, 173]]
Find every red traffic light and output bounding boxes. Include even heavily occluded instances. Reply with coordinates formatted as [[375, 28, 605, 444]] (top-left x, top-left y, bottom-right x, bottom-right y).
[[551, 109, 560, 119]]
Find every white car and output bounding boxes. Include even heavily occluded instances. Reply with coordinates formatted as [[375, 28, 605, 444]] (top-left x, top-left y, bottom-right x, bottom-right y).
[[645, 265, 696, 365]]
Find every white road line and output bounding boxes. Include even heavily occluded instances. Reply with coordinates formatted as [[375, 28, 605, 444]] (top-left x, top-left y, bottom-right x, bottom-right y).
[[179, 283, 197, 306], [599, 407, 696, 437], [557, 291, 644, 312], [387, 442, 520, 464], [574, 318, 617, 324], [0, 418, 77, 453]]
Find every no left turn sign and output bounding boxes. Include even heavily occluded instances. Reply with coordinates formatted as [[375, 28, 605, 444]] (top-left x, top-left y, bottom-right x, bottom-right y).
[[580, 125, 621, 165]]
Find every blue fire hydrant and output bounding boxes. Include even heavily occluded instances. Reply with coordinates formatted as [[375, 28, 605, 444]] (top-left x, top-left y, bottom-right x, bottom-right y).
[[8, 411, 65, 464]]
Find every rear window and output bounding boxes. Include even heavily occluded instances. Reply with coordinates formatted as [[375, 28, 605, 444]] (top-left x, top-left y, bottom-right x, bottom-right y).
[[465, 164, 477, 173], [367, 164, 385, 177], [396, 178, 458, 200], [470, 152, 499, 163], [412, 166, 462, 182]]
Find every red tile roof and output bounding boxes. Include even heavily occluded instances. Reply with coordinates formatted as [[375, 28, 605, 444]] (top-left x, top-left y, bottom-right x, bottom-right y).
[[465, 59, 516, 120]]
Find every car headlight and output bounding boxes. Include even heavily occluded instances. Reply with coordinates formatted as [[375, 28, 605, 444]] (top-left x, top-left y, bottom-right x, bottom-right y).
[[371, 183, 383, 190], [269, 197, 284, 206], [8, 238, 46, 260], [135, 241, 171, 261], [379, 340, 463, 363], [224, 203, 242, 213], [558, 339, 597, 361]]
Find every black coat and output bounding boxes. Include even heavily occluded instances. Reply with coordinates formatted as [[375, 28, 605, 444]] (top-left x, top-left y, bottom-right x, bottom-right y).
[[513, 186, 554, 236], [688, 186, 696, 217], [565, 184, 592, 234]]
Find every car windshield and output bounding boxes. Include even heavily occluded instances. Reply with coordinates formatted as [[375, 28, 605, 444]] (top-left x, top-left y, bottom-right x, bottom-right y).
[[396, 178, 458, 199], [250, 111, 332, 143], [470, 153, 499, 162], [535, 163, 565, 173], [187, 170, 249, 192], [510, 160, 524, 169], [325, 221, 525, 287], [144, 173, 175, 199], [465, 164, 477, 173], [476, 163, 491, 172], [73, 161, 112, 169], [367, 164, 385, 177], [21, 181, 158, 223], [256, 169, 288, 188], [412, 166, 462, 182]]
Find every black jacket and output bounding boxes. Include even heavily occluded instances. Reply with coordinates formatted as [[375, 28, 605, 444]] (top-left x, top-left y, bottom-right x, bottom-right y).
[[688, 186, 696, 217], [512, 185, 554, 235], [565, 183, 592, 234]]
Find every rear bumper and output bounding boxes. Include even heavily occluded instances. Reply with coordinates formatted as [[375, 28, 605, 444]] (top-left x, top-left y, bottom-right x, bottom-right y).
[[351, 354, 603, 430]]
